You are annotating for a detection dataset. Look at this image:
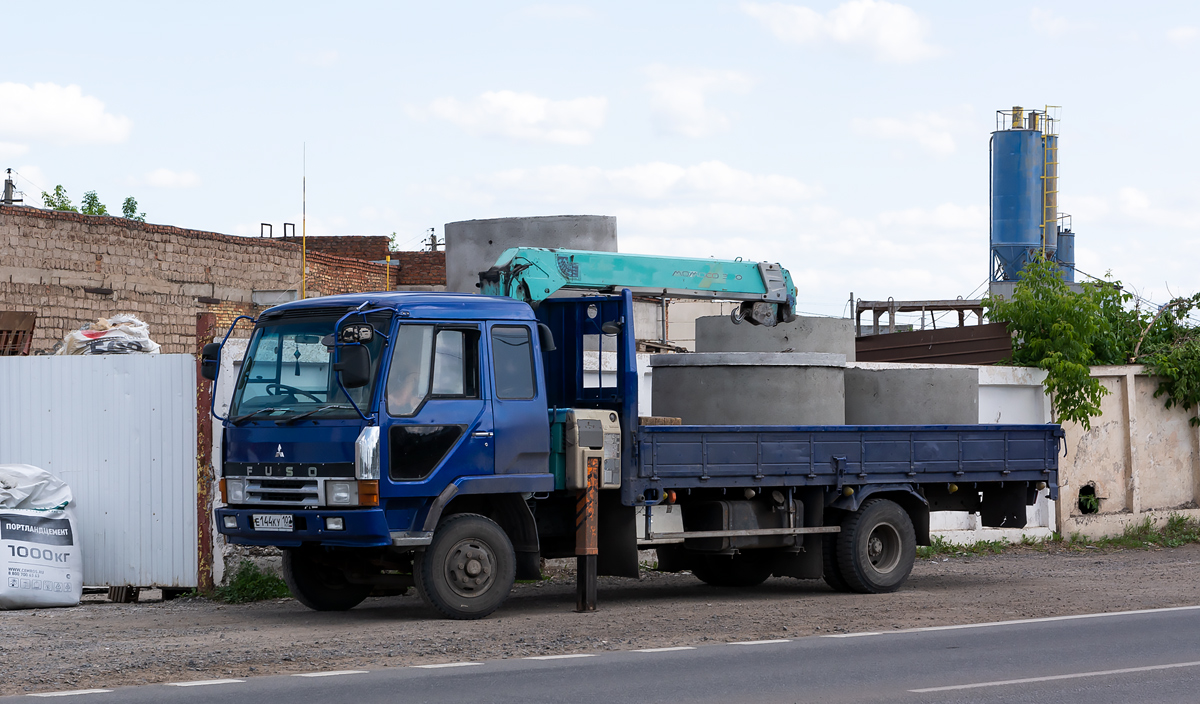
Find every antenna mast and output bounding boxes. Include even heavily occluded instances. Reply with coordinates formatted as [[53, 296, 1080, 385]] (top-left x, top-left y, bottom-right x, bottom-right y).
[[301, 144, 307, 299]]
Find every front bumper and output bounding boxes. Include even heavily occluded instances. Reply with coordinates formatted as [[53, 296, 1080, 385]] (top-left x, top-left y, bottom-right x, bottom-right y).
[[215, 507, 392, 548]]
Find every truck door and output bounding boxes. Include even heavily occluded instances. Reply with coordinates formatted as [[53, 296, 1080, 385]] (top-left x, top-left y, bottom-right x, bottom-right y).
[[384, 324, 493, 484], [487, 323, 550, 474]]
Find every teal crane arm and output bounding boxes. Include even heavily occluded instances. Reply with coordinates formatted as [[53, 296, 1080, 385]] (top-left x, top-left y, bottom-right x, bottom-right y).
[[479, 247, 797, 326]]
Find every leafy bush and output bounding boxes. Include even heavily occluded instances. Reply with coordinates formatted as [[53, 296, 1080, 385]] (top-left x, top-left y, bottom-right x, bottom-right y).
[[214, 560, 291, 603]]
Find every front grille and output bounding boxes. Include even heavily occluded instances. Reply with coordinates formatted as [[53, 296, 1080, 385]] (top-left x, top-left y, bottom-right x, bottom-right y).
[[245, 478, 322, 505]]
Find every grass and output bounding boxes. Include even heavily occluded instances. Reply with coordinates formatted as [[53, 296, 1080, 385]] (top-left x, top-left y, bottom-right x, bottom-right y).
[[918, 513, 1200, 560], [213, 560, 291, 603]]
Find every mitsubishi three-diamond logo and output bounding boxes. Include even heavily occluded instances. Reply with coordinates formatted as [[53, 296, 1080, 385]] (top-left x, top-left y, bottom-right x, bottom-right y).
[[275, 444, 285, 458]]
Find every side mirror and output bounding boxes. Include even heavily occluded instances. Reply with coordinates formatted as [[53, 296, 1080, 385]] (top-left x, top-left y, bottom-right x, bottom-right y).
[[537, 322, 556, 352], [600, 319, 623, 335], [334, 345, 371, 389], [200, 342, 221, 381]]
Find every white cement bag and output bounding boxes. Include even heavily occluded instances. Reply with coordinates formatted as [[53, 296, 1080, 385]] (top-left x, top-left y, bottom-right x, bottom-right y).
[[57, 314, 161, 355], [0, 465, 81, 609]]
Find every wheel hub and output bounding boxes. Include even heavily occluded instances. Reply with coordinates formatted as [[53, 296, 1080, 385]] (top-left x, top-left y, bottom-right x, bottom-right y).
[[865, 523, 901, 574], [444, 540, 495, 598]]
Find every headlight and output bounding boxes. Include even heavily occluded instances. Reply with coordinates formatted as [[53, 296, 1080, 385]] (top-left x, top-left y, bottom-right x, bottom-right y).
[[355, 426, 380, 480], [226, 478, 246, 504], [326, 481, 358, 506], [222, 515, 238, 529]]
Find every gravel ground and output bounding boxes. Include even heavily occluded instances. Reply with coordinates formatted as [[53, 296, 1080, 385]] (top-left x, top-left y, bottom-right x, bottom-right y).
[[3, 544, 1200, 695]]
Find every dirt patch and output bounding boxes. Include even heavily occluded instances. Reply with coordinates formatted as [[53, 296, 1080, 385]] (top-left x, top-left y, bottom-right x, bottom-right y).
[[4, 544, 1200, 695]]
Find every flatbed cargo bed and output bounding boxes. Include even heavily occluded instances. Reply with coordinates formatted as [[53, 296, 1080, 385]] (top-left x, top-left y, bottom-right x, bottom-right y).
[[627, 424, 1063, 504]]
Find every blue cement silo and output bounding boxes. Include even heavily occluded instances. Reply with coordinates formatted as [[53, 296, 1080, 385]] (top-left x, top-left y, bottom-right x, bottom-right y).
[[991, 126, 1045, 280], [1056, 229, 1075, 282], [989, 106, 1078, 288]]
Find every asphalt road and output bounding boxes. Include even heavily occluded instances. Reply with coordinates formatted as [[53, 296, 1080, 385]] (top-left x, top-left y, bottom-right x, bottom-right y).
[[11, 605, 1200, 703]]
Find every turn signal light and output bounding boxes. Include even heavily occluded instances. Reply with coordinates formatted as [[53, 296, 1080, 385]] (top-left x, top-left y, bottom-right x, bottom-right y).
[[358, 480, 379, 506], [219, 479, 227, 503]]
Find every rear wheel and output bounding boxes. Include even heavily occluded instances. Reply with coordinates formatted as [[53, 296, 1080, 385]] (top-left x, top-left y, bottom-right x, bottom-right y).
[[414, 513, 515, 620], [690, 553, 772, 588], [836, 499, 916, 594], [282, 549, 371, 611]]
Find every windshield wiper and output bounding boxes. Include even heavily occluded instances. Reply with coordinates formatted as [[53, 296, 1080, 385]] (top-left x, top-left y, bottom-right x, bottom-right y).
[[230, 407, 287, 426], [275, 404, 355, 425]]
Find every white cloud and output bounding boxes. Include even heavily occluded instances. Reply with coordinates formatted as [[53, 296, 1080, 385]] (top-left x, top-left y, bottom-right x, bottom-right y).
[[1116, 187, 1200, 229], [1030, 8, 1070, 37], [1168, 26, 1198, 44], [522, 4, 596, 20], [475, 161, 819, 204], [643, 65, 755, 138], [0, 142, 29, 160], [878, 203, 985, 230], [424, 91, 607, 145], [741, 1, 941, 63], [0, 83, 131, 146], [852, 110, 966, 155], [297, 49, 339, 67], [145, 168, 200, 189]]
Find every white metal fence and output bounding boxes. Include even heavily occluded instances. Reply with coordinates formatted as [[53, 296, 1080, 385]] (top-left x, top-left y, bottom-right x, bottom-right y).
[[0, 355, 197, 587]]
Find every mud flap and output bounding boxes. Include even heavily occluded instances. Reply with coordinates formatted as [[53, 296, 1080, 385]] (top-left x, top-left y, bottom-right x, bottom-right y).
[[597, 490, 639, 577], [490, 494, 542, 581]]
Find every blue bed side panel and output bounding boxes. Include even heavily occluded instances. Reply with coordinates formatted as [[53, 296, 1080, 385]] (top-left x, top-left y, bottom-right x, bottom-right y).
[[625, 424, 1063, 505]]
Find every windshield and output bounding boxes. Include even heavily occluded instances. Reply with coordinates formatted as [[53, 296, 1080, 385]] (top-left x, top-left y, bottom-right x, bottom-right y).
[[228, 315, 388, 421]]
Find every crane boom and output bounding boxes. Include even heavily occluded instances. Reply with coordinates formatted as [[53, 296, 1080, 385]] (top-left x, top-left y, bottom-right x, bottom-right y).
[[479, 247, 797, 326]]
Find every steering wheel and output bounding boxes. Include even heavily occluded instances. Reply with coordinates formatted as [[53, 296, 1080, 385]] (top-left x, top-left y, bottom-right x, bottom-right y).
[[264, 383, 323, 402]]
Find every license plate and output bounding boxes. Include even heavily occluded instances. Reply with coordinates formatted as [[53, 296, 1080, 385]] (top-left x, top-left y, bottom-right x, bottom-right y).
[[252, 514, 294, 532]]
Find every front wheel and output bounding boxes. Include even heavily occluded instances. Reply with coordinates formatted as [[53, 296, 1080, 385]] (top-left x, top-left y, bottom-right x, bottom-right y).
[[282, 548, 371, 611], [836, 499, 916, 594], [414, 513, 516, 620]]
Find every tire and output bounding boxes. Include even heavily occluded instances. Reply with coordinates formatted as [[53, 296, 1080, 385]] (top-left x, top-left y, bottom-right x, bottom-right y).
[[282, 548, 371, 611], [836, 498, 917, 594], [414, 513, 516, 620], [689, 553, 772, 588], [821, 533, 852, 592]]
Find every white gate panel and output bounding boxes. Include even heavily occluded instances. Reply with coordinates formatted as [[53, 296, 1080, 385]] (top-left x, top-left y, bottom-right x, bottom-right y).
[[0, 355, 197, 587]]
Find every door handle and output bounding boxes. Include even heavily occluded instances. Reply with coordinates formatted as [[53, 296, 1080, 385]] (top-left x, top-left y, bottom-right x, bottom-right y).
[[471, 431, 494, 438]]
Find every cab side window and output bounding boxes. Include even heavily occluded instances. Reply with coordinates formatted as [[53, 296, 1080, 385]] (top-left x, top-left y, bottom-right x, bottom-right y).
[[387, 326, 480, 417], [432, 329, 480, 398], [491, 326, 535, 399]]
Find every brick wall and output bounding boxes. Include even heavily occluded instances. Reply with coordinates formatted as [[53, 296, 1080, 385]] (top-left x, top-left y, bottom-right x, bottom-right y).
[[392, 251, 446, 287], [298, 236, 447, 288], [298, 235, 391, 263], [0, 207, 396, 353], [306, 249, 389, 297]]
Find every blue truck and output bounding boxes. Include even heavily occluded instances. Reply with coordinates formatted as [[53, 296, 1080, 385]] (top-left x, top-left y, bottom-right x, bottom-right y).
[[204, 248, 1062, 619]]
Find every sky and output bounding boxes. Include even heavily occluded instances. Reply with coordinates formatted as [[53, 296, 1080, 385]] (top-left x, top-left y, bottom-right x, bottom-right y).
[[2, 1, 1198, 318]]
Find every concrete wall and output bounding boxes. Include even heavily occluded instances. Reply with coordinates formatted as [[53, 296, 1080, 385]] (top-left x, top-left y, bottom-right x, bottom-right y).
[[444, 215, 617, 293], [844, 362, 979, 425], [695, 315, 856, 359], [650, 352, 846, 425], [1057, 365, 1200, 539]]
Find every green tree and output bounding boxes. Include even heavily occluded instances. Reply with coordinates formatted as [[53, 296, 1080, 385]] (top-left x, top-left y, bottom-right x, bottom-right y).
[[41, 185, 77, 212], [121, 196, 145, 222], [80, 191, 108, 216], [984, 258, 1111, 428]]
